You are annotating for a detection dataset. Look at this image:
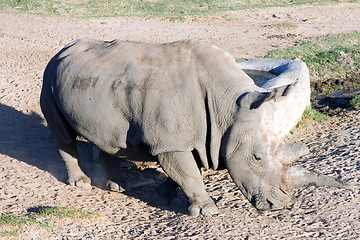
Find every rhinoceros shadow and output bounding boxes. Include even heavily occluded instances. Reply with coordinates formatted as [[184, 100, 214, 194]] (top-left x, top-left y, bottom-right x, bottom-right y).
[[0, 103, 67, 181], [0, 103, 188, 214]]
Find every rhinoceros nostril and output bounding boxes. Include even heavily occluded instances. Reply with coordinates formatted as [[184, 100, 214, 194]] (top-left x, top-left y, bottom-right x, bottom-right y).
[[250, 195, 257, 208], [266, 199, 274, 209]]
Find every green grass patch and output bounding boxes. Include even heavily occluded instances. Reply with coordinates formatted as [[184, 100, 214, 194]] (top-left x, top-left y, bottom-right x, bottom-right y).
[[270, 22, 298, 30], [0, 215, 31, 227], [0, 215, 32, 237], [266, 32, 360, 80], [0, 206, 99, 238], [0, 0, 356, 19], [0, 214, 37, 238], [350, 95, 360, 109], [297, 106, 329, 128], [36, 206, 99, 219]]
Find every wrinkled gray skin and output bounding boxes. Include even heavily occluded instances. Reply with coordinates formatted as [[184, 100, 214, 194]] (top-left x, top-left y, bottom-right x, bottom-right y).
[[41, 39, 350, 216]]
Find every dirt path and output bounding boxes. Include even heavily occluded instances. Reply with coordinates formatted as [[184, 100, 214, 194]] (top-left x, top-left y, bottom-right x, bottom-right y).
[[0, 3, 359, 239]]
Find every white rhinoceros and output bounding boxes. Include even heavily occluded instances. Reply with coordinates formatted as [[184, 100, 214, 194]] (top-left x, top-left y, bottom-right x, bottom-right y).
[[40, 38, 349, 216]]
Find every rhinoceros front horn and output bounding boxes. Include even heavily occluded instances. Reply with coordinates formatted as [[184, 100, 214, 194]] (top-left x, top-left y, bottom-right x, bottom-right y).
[[278, 142, 352, 190], [287, 166, 353, 190]]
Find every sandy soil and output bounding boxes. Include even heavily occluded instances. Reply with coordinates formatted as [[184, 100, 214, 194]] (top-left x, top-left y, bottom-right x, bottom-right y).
[[1, 3, 359, 239]]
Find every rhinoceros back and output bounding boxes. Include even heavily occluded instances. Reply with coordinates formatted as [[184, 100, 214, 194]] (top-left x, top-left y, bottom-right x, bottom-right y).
[[46, 38, 207, 156]]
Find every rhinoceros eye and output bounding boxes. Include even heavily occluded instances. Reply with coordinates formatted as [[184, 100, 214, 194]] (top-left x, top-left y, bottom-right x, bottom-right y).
[[253, 154, 261, 161]]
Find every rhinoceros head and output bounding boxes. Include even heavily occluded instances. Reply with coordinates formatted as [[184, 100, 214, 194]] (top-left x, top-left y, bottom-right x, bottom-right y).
[[222, 84, 349, 210]]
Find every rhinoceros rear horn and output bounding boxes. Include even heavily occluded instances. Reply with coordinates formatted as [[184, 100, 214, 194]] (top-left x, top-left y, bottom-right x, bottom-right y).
[[279, 143, 309, 165]]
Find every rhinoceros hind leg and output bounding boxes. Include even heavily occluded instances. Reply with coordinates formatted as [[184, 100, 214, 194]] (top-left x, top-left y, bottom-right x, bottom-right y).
[[106, 180, 126, 192], [157, 151, 219, 216], [57, 142, 91, 189], [97, 151, 129, 192], [41, 88, 91, 189]]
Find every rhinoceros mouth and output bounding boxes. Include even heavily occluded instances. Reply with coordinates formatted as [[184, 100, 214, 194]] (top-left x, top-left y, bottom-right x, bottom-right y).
[[250, 186, 291, 210], [251, 196, 290, 210], [250, 195, 272, 210]]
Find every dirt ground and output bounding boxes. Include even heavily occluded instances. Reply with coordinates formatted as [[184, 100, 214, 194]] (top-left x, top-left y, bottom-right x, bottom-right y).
[[1, 3, 359, 239]]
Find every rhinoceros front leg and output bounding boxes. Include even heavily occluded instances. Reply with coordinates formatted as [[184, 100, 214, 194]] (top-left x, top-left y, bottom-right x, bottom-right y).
[[157, 151, 219, 216], [57, 141, 91, 189]]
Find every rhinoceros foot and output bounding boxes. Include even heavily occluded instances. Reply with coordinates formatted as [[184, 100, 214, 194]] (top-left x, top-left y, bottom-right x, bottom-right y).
[[106, 180, 126, 192], [68, 175, 91, 190], [189, 198, 219, 217]]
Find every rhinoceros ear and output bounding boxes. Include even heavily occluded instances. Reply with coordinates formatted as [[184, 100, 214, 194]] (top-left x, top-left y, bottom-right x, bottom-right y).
[[267, 78, 299, 101], [237, 79, 299, 110], [237, 91, 273, 110], [278, 142, 309, 165], [238, 79, 298, 110]]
